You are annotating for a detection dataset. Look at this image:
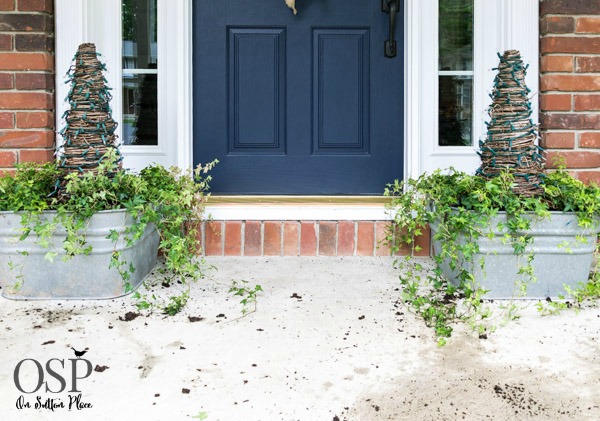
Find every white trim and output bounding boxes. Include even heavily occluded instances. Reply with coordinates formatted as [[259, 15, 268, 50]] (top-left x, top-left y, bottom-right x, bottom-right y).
[[404, 0, 420, 179], [54, 0, 87, 151], [206, 205, 392, 221], [178, 0, 194, 169], [122, 69, 159, 75], [438, 71, 475, 76]]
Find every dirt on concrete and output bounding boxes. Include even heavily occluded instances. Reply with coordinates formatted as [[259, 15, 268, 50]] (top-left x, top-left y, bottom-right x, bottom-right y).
[[0, 257, 598, 420]]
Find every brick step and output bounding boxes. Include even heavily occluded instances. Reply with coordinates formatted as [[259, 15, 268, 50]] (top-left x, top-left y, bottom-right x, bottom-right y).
[[199, 221, 431, 257]]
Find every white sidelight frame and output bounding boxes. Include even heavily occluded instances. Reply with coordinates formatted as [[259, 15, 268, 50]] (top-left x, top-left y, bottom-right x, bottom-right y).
[[405, 0, 539, 178], [55, 0, 192, 170], [55, 0, 539, 220]]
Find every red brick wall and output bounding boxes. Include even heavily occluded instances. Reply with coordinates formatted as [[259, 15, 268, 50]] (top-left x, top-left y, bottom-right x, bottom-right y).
[[0, 0, 55, 173], [540, 0, 600, 183]]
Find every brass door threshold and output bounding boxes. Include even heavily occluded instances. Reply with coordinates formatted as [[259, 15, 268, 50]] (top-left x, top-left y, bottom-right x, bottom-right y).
[[207, 196, 391, 205]]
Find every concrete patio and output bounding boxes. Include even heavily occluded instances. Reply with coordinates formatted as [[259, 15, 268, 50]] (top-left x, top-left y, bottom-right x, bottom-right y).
[[0, 257, 598, 420]]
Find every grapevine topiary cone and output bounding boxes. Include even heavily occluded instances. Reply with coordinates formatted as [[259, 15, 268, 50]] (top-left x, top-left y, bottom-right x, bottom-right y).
[[477, 50, 544, 197], [57, 43, 122, 194]]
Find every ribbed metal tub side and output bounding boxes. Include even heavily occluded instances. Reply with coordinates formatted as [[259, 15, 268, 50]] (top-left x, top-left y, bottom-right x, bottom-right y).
[[430, 212, 600, 299], [0, 210, 159, 300]]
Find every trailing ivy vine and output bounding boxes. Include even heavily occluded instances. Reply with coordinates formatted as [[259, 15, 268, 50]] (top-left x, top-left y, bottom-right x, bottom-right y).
[[385, 167, 600, 345], [0, 152, 217, 314]]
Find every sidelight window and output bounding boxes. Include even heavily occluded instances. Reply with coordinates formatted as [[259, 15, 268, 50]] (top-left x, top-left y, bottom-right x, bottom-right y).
[[122, 0, 158, 146], [409, 0, 539, 176], [438, 0, 474, 147]]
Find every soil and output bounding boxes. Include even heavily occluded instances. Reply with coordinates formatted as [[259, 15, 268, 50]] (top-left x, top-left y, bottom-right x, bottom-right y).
[[118, 311, 140, 321], [333, 302, 600, 421]]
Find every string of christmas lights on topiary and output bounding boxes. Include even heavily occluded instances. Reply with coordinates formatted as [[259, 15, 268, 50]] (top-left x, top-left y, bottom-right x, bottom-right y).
[[477, 50, 545, 197], [56, 43, 122, 193]]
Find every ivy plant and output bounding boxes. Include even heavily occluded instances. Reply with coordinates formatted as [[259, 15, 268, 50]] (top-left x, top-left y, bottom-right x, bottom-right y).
[[385, 167, 600, 345], [0, 152, 217, 314], [229, 280, 263, 316]]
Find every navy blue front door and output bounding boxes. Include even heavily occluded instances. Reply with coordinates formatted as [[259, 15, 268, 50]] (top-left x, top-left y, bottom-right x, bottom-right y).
[[194, 0, 404, 194]]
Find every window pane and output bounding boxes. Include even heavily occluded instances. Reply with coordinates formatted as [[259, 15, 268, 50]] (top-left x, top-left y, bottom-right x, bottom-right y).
[[122, 0, 157, 69], [122, 72, 157, 145], [439, 0, 473, 146], [439, 75, 472, 146], [439, 0, 473, 71], [122, 0, 158, 146]]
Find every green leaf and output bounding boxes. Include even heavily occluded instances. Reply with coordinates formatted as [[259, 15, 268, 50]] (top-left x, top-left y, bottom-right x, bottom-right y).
[[106, 229, 120, 242]]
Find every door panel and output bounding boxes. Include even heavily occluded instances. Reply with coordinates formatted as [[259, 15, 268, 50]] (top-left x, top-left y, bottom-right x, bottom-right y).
[[194, 0, 404, 194], [228, 27, 286, 154], [313, 28, 370, 154]]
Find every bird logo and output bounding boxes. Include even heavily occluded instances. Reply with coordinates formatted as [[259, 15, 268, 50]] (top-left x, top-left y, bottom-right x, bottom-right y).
[[70, 347, 89, 359]]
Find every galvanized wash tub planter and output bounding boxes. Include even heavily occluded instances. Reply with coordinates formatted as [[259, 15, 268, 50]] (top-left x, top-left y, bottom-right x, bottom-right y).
[[0, 209, 159, 300], [430, 211, 600, 299]]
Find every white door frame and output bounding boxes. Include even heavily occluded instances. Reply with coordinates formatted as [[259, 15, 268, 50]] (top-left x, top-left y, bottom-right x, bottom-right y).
[[55, 0, 538, 219]]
